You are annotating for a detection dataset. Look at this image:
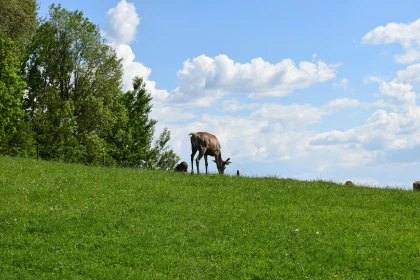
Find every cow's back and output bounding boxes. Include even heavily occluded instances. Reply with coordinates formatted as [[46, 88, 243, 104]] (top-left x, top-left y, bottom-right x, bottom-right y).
[[191, 132, 221, 155]]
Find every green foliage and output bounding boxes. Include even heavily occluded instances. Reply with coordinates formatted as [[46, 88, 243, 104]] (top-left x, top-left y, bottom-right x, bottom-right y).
[[116, 76, 179, 169], [0, 34, 24, 135], [0, 0, 38, 52], [0, 0, 37, 155], [1, 3, 179, 169], [23, 4, 124, 164], [1, 156, 420, 279], [116, 76, 157, 166], [149, 127, 181, 170]]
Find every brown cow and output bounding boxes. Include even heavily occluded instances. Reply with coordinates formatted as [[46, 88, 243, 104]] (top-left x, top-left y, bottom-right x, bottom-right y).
[[189, 132, 231, 174]]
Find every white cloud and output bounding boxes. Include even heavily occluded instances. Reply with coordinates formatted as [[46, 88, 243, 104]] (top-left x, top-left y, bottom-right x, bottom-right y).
[[310, 106, 420, 153], [362, 18, 420, 64], [104, 0, 140, 44], [333, 78, 350, 91], [145, 80, 170, 102], [326, 98, 360, 110], [362, 19, 420, 48], [395, 49, 420, 64], [167, 97, 369, 172], [308, 68, 420, 169], [251, 103, 326, 126], [175, 54, 339, 102], [150, 106, 197, 123], [377, 81, 416, 106], [103, 1, 151, 92], [220, 99, 258, 112], [366, 76, 417, 106], [112, 43, 152, 91], [167, 113, 311, 165], [168, 103, 390, 176], [156, 80, 420, 183], [363, 75, 383, 85], [396, 64, 420, 86]]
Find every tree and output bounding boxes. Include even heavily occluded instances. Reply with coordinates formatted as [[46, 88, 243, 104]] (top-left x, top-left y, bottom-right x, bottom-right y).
[[117, 76, 156, 166], [0, 0, 38, 51], [149, 127, 180, 170], [0, 0, 38, 156], [9, 3, 179, 169], [0, 33, 25, 143], [23, 4, 124, 163], [116, 76, 179, 169]]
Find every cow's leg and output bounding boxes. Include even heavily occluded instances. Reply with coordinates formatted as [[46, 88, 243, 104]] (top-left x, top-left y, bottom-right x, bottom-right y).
[[191, 149, 197, 174], [196, 152, 203, 174], [204, 155, 209, 174]]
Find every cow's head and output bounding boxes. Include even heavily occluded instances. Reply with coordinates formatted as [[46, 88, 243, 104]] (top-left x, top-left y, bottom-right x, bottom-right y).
[[214, 157, 231, 174]]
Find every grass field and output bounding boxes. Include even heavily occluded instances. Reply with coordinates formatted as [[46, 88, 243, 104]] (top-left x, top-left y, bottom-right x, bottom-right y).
[[1, 156, 420, 279]]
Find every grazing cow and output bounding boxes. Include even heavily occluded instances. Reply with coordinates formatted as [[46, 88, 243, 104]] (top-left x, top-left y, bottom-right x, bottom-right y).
[[189, 132, 231, 174], [175, 161, 188, 173]]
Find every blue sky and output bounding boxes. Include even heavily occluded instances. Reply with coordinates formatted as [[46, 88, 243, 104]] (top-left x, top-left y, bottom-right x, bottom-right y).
[[37, 0, 420, 188]]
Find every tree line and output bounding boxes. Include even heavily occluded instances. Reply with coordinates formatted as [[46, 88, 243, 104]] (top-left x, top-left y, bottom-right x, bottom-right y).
[[0, 1, 180, 169]]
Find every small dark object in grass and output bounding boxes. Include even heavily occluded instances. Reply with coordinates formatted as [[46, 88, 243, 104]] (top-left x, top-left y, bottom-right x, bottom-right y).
[[345, 181, 355, 186], [237, 170, 240, 176], [175, 161, 188, 173], [413, 181, 420, 191]]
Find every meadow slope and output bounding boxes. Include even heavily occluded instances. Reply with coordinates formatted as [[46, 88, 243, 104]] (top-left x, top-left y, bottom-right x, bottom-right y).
[[1, 156, 419, 279]]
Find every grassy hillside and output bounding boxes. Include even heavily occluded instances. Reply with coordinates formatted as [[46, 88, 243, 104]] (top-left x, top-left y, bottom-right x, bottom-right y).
[[1, 156, 419, 279]]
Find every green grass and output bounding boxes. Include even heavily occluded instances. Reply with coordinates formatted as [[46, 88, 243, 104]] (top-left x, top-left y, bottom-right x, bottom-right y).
[[1, 156, 420, 279]]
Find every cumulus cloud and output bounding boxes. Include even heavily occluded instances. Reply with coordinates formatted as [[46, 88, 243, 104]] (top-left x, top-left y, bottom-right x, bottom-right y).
[[174, 54, 339, 101], [251, 103, 326, 127], [102, 0, 151, 92], [362, 19, 420, 47], [104, 0, 140, 44], [309, 129, 359, 147], [168, 99, 387, 175], [326, 98, 360, 110], [150, 106, 197, 123], [395, 49, 420, 64], [310, 106, 420, 153], [166, 96, 371, 173], [366, 76, 417, 106], [112, 43, 152, 91], [333, 78, 350, 91], [168, 113, 311, 164], [396, 64, 420, 86], [220, 99, 258, 112], [309, 67, 420, 169], [362, 18, 420, 64], [377, 81, 416, 106]]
